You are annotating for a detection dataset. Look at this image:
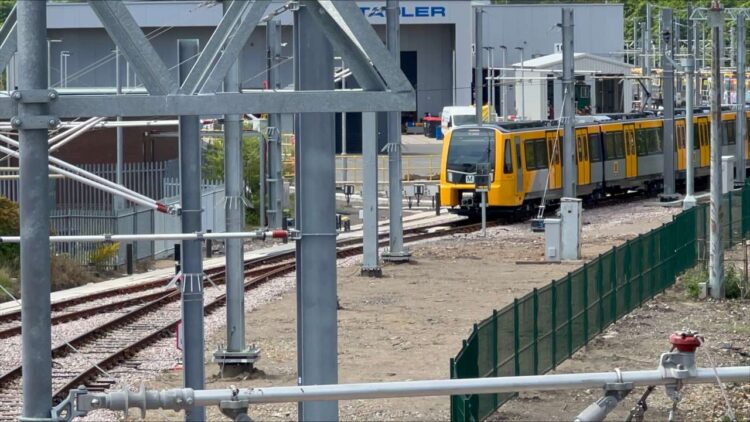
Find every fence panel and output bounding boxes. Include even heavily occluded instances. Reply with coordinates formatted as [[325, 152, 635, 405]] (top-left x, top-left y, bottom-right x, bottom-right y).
[[50, 183, 225, 267], [451, 187, 749, 422]]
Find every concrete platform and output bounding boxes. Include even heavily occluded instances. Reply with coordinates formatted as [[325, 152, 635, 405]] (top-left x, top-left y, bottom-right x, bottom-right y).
[[0, 211, 462, 316]]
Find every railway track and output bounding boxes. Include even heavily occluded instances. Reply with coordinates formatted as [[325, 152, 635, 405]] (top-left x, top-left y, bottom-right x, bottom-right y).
[[0, 217, 478, 419]]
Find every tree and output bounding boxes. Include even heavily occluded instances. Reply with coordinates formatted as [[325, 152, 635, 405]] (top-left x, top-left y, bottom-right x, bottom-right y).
[[202, 134, 264, 226]]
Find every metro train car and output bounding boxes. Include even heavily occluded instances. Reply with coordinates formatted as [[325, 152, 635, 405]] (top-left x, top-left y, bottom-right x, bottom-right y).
[[439, 109, 750, 216]]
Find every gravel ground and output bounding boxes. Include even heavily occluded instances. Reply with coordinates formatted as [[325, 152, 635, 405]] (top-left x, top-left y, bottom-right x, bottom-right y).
[[492, 283, 750, 421], [124, 198, 682, 421]]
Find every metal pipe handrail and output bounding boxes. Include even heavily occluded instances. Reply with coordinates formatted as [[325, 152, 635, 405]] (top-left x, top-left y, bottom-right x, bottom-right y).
[[0, 230, 290, 243], [72, 365, 750, 420]]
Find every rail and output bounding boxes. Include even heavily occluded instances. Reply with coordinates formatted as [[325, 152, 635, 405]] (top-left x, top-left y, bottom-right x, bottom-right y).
[[450, 184, 750, 422]]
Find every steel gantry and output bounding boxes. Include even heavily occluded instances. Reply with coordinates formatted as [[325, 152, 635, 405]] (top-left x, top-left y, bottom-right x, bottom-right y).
[[6, 1, 414, 420]]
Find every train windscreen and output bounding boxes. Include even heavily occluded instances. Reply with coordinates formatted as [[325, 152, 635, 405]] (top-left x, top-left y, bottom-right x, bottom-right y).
[[446, 128, 495, 173]]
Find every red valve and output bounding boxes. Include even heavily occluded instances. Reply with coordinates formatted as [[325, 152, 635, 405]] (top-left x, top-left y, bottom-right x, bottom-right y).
[[271, 230, 288, 239], [156, 202, 169, 214], [669, 331, 703, 353]]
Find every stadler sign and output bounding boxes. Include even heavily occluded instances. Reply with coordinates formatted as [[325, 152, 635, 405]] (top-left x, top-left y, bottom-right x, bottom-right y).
[[360, 5, 447, 18]]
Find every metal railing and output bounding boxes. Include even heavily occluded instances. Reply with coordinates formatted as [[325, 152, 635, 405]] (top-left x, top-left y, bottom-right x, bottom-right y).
[[50, 182, 225, 267], [283, 154, 443, 183], [0, 160, 176, 210], [450, 185, 750, 422]]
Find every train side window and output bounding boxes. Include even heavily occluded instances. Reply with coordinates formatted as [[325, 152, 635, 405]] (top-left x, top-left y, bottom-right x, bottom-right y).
[[504, 139, 513, 174], [524, 140, 537, 170], [695, 123, 702, 149], [647, 128, 662, 154], [588, 133, 602, 162], [721, 122, 729, 145], [534, 139, 548, 169], [636, 129, 649, 156], [603, 131, 624, 160], [727, 120, 736, 145]]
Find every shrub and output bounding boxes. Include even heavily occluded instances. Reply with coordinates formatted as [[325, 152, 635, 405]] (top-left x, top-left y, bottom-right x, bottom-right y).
[[0, 196, 19, 268], [683, 264, 745, 300], [682, 265, 707, 299], [0, 266, 18, 302], [724, 266, 743, 299], [89, 242, 120, 272], [51, 254, 95, 291]]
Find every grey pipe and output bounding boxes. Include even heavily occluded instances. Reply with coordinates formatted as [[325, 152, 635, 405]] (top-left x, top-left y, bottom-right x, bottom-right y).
[[86, 366, 750, 412]]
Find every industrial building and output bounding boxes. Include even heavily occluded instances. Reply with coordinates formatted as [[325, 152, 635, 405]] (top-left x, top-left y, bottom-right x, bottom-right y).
[[512, 52, 635, 121], [6, 1, 624, 157]]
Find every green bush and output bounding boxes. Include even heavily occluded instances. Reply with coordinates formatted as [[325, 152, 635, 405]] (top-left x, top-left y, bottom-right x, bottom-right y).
[[682, 264, 745, 300], [724, 266, 743, 299], [0, 266, 18, 302], [203, 133, 263, 226], [88, 242, 120, 272], [0, 196, 19, 269], [683, 265, 707, 299]]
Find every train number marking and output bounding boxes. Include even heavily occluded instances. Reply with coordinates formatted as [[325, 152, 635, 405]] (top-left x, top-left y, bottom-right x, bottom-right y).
[[466, 175, 475, 183]]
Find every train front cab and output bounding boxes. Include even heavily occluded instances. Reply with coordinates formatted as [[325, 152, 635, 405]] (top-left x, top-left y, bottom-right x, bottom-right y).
[[439, 126, 522, 214]]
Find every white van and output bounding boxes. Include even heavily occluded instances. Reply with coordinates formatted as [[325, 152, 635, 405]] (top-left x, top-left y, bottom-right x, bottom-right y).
[[441, 106, 477, 134]]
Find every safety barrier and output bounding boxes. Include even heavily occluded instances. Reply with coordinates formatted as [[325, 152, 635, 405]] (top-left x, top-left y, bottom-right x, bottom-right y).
[[450, 185, 750, 422]]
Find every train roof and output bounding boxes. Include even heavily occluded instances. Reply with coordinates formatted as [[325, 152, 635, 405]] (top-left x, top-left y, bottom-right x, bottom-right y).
[[480, 108, 740, 133]]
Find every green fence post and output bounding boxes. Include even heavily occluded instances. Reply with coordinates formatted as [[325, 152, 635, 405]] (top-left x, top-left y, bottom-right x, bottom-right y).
[[729, 192, 734, 247], [637, 235, 644, 306], [597, 254, 604, 333], [450, 357, 457, 421], [491, 309, 498, 410], [532, 289, 539, 375], [551, 281, 557, 369], [582, 262, 589, 342], [566, 273, 573, 358], [513, 298, 520, 377], [624, 241, 632, 313], [610, 246, 617, 322]]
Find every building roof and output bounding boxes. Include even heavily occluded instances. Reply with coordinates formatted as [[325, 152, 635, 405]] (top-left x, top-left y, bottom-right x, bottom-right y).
[[511, 52, 634, 71]]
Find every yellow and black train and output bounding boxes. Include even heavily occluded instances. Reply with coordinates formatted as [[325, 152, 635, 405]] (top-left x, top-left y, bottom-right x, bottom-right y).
[[439, 109, 748, 216]]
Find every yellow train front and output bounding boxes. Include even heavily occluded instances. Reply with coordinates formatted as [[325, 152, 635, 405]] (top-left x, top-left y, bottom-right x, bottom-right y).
[[439, 111, 750, 217]]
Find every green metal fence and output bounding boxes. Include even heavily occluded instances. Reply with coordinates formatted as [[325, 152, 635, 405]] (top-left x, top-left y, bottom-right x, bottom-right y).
[[450, 186, 750, 422]]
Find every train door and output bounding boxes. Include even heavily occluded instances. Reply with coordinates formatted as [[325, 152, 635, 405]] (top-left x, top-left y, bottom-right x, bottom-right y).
[[623, 123, 637, 177], [676, 121, 686, 170], [576, 129, 591, 185], [697, 117, 710, 167], [546, 130, 562, 189]]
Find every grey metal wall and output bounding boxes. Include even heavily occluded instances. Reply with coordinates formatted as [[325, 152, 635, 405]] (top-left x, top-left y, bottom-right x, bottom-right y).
[[482, 4, 624, 62]]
